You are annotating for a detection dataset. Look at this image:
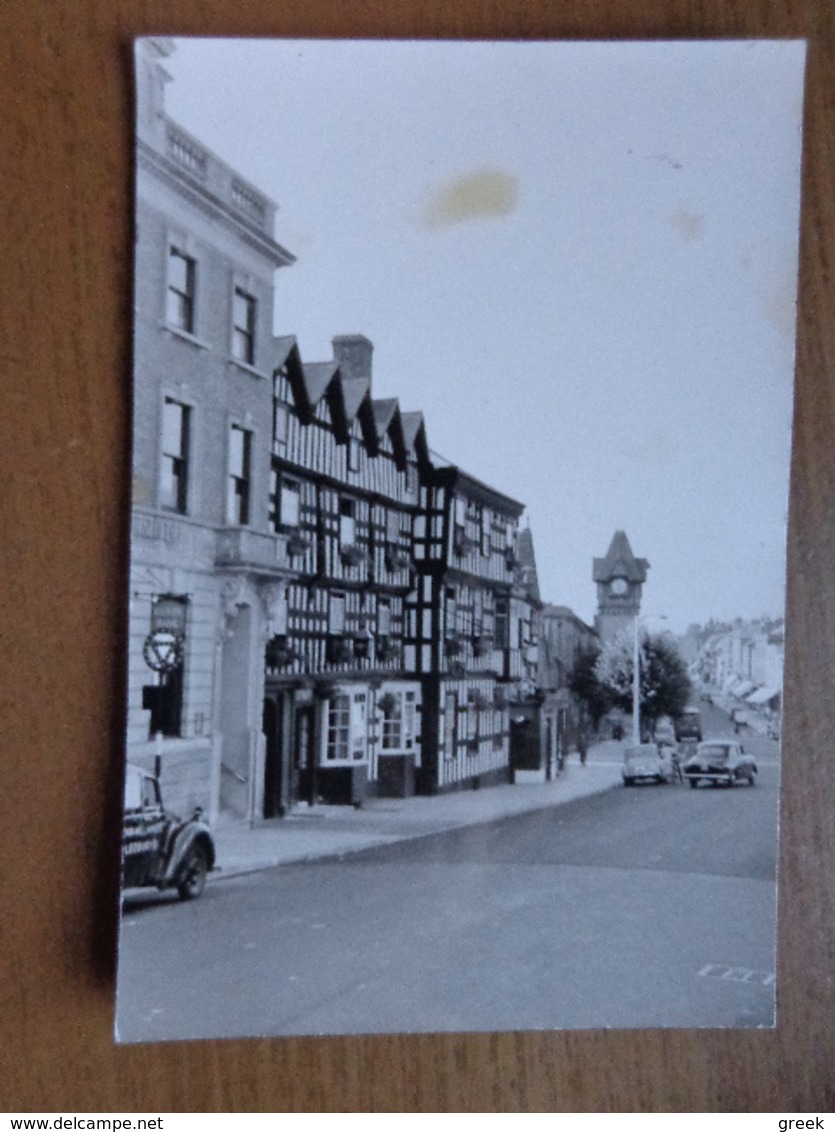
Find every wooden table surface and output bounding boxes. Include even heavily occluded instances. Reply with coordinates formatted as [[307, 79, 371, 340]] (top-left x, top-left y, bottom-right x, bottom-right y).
[[2, 0, 834, 1113]]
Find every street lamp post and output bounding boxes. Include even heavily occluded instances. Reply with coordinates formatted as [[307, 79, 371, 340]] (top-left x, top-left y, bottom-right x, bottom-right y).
[[632, 615, 641, 745], [632, 613, 667, 745]]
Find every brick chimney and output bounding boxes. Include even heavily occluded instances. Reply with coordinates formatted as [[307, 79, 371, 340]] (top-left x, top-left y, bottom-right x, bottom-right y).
[[332, 335, 373, 387]]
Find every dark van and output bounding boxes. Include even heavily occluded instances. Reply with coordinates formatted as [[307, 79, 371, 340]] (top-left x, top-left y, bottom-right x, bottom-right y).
[[675, 707, 703, 742]]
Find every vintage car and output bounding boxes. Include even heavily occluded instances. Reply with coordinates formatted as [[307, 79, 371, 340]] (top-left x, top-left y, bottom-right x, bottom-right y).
[[622, 742, 674, 786], [683, 740, 757, 787], [674, 707, 703, 742], [122, 763, 216, 899]]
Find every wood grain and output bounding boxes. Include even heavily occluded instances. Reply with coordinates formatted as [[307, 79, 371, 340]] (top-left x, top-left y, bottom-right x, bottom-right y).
[[1, 0, 833, 1113]]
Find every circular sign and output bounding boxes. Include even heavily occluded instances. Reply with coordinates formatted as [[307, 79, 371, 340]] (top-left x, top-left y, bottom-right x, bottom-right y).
[[143, 629, 184, 673]]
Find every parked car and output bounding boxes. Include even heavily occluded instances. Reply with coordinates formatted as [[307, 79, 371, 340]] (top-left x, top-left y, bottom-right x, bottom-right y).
[[121, 763, 216, 899], [683, 740, 757, 788], [622, 743, 674, 786], [675, 706, 703, 742]]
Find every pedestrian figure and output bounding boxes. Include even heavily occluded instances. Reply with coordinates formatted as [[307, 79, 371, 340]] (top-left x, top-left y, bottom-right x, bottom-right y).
[[578, 734, 588, 766], [670, 746, 684, 783]]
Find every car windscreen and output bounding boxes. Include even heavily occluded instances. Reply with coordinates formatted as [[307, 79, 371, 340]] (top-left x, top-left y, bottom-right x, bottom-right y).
[[141, 776, 161, 807], [124, 772, 142, 810], [625, 747, 656, 762], [699, 744, 730, 760]]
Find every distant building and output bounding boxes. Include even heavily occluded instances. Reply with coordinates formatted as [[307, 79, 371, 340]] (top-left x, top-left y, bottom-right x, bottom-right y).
[[698, 619, 784, 725], [593, 530, 649, 646], [538, 605, 598, 691], [537, 604, 599, 754], [505, 528, 583, 783]]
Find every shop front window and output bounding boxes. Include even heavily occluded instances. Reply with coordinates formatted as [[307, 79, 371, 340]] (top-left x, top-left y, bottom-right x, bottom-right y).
[[381, 693, 402, 750], [325, 694, 350, 761]]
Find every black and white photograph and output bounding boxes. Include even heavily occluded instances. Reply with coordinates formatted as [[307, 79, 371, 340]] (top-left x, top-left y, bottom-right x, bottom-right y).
[[117, 36, 805, 1043]]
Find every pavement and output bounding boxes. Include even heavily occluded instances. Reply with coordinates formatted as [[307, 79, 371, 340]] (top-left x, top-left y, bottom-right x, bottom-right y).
[[210, 739, 626, 880]]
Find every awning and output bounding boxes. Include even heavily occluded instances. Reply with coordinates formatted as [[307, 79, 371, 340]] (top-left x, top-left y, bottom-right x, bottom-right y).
[[746, 686, 781, 706], [731, 680, 756, 698]]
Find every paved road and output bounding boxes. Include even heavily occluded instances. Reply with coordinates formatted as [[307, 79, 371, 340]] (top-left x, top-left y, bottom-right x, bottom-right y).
[[116, 712, 780, 1042]]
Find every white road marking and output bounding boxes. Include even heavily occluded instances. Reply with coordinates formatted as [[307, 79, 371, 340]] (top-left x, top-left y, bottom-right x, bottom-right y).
[[698, 963, 775, 987]]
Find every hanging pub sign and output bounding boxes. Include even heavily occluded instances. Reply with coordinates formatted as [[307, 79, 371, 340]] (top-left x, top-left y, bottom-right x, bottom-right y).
[[144, 595, 186, 672], [142, 628, 184, 673], [151, 595, 187, 634]]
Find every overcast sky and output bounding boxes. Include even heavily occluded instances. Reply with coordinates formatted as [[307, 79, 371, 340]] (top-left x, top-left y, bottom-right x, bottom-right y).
[[159, 37, 805, 633]]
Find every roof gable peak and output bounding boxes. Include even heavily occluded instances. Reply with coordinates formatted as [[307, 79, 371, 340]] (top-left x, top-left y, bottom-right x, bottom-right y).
[[592, 529, 649, 583]]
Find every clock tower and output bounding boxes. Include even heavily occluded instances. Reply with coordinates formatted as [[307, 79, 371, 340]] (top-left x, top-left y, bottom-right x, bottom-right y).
[[593, 530, 650, 645]]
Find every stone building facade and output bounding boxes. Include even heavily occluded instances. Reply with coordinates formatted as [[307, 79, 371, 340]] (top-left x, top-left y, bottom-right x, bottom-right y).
[[128, 40, 538, 820], [129, 39, 296, 820], [536, 604, 599, 759]]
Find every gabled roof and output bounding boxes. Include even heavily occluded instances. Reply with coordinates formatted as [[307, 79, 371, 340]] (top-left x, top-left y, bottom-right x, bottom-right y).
[[371, 398, 399, 439], [399, 411, 424, 450], [592, 530, 649, 583], [400, 410, 432, 469], [540, 604, 597, 635], [327, 374, 376, 447], [271, 336, 307, 412], [340, 377, 371, 425], [370, 398, 411, 467], [542, 604, 575, 618], [272, 335, 298, 370], [300, 361, 338, 412], [515, 527, 540, 602], [433, 465, 525, 518], [517, 526, 535, 566]]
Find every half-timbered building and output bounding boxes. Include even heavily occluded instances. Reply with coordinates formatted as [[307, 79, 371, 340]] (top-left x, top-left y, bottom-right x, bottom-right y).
[[407, 465, 536, 793], [130, 39, 541, 821], [262, 334, 432, 811]]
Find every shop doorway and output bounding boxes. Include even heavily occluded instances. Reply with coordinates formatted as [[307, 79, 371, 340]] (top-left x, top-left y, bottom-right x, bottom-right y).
[[262, 694, 285, 819], [294, 704, 315, 805]]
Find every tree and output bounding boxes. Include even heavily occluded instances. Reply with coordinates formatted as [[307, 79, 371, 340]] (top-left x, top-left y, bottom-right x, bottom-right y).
[[594, 631, 691, 736], [568, 647, 612, 730]]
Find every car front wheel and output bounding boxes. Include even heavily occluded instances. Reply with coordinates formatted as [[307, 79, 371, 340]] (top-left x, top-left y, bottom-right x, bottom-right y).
[[177, 843, 209, 900]]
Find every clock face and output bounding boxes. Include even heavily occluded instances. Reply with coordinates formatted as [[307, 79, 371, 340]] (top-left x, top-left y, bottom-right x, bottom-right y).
[[610, 577, 628, 596]]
